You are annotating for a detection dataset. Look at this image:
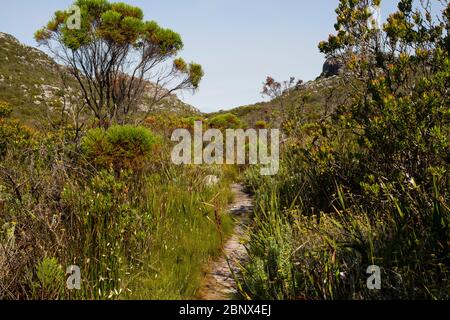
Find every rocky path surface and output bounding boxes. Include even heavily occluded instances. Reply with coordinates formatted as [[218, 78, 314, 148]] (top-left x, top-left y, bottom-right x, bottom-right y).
[[198, 184, 253, 300]]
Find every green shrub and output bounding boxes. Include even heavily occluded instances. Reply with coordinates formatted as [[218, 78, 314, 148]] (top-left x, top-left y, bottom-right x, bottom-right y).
[[0, 108, 35, 159], [81, 125, 156, 173], [208, 113, 243, 129], [255, 120, 267, 129], [31, 257, 65, 300], [0, 101, 12, 118], [183, 116, 204, 128]]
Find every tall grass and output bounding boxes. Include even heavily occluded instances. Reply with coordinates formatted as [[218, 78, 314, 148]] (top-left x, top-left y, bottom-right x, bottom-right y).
[[124, 166, 234, 299], [239, 0, 450, 298], [239, 166, 450, 300], [0, 119, 236, 299]]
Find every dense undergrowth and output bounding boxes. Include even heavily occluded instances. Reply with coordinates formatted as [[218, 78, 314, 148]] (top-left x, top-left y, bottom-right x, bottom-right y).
[[0, 103, 235, 299], [1, 0, 449, 302], [239, 0, 450, 300]]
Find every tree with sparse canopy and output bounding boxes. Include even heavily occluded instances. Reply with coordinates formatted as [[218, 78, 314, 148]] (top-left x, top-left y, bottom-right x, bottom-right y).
[[35, 0, 204, 127]]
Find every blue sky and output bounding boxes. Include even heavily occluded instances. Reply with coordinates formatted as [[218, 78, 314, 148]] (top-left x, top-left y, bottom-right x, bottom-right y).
[[0, 1, 404, 112]]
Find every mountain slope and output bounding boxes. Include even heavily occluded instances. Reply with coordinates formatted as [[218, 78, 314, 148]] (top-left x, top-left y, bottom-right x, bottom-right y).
[[0, 32, 200, 126], [208, 73, 348, 129]]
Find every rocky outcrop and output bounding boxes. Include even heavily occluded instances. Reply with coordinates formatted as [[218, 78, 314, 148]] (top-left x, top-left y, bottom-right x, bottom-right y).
[[321, 57, 344, 78]]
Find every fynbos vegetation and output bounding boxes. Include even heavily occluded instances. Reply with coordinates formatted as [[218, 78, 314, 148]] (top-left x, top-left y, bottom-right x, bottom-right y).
[[0, 0, 235, 300], [0, 0, 449, 302], [239, 0, 450, 300]]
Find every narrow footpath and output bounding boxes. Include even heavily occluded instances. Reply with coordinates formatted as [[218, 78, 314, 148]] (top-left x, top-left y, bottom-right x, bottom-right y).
[[198, 184, 254, 300]]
